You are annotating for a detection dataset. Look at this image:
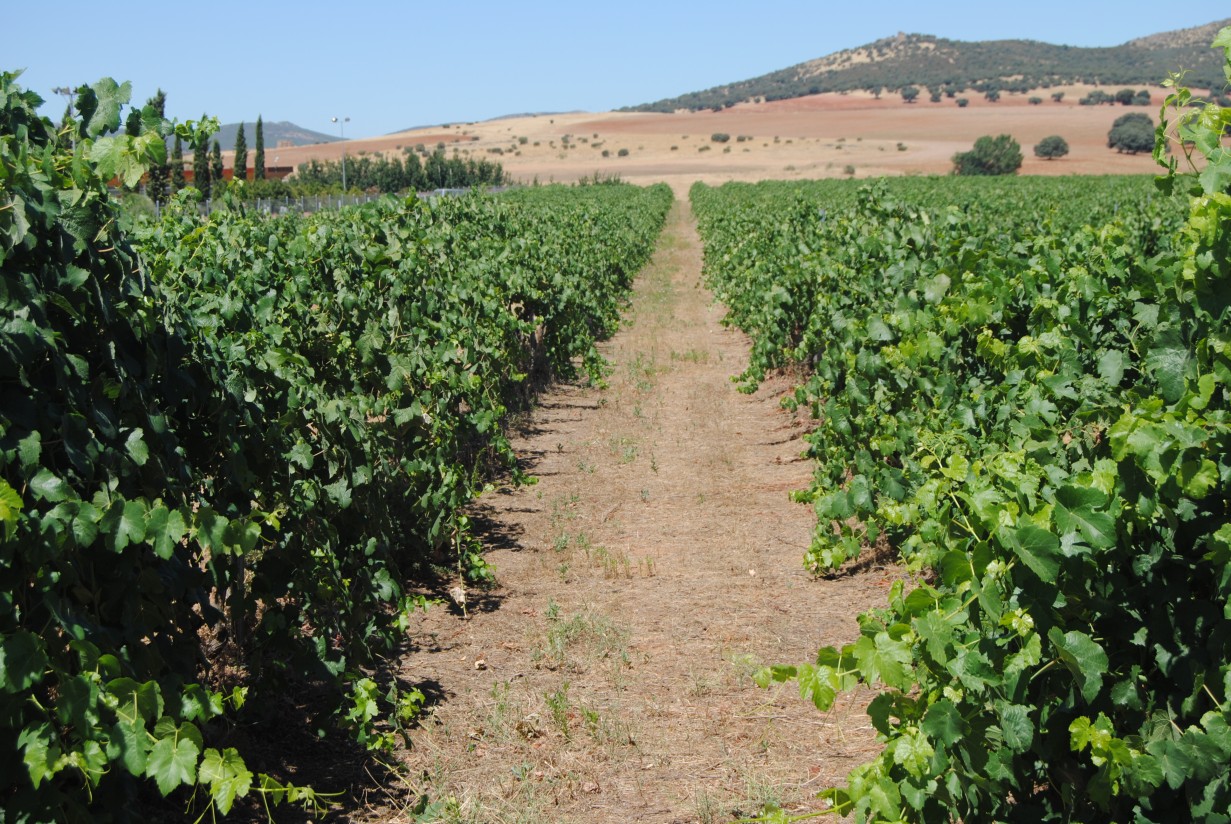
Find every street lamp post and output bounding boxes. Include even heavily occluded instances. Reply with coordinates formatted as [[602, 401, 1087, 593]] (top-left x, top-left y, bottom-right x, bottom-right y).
[[331, 116, 350, 192]]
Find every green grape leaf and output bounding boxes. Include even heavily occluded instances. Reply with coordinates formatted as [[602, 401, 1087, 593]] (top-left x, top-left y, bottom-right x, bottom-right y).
[[145, 723, 200, 796], [81, 78, 131, 137], [200, 747, 253, 814], [997, 702, 1035, 753], [1, 630, 48, 693], [110, 717, 150, 776], [1012, 525, 1061, 582], [1145, 329, 1191, 403], [1178, 459, 1218, 499], [0, 479, 21, 540], [18, 723, 64, 789], [29, 469, 71, 503], [921, 698, 965, 747], [1054, 485, 1116, 549], [1049, 629, 1109, 703]]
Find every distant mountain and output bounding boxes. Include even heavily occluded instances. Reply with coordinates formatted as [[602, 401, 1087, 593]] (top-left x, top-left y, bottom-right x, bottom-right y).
[[390, 112, 580, 133], [626, 19, 1231, 113], [213, 121, 340, 151]]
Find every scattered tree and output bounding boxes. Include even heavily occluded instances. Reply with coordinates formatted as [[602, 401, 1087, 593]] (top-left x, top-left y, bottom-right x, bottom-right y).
[[254, 115, 265, 180], [1107, 112, 1155, 154], [1133, 89, 1152, 105], [956, 98, 969, 107], [711, 133, 730, 143], [1028, 96, 1043, 105], [952, 134, 1022, 175], [901, 86, 919, 103], [1052, 91, 1065, 103], [1080, 89, 1113, 106], [985, 89, 1001, 102], [930, 90, 942, 103], [1033, 134, 1070, 160], [1115, 87, 1137, 105], [233, 122, 248, 183]]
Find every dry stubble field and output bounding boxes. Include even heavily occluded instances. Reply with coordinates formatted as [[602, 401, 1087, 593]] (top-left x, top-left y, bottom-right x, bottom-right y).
[[256, 85, 1164, 189]]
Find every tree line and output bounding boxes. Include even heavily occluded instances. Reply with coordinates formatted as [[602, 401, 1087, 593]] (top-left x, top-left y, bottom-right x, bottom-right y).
[[131, 89, 506, 203], [138, 89, 269, 203], [292, 149, 508, 194]]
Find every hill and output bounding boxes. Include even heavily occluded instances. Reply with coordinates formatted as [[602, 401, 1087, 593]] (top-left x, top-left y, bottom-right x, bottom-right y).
[[626, 18, 1231, 113], [213, 120, 339, 151]]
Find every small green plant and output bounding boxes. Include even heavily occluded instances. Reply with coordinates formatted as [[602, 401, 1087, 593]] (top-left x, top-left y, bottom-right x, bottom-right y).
[[544, 682, 572, 738]]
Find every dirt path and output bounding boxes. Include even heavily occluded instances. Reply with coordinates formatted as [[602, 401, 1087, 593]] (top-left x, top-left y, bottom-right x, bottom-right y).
[[393, 197, 892, 823]]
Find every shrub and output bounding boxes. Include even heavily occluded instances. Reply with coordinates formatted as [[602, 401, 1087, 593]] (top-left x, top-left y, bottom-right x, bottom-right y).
[[957, 98, 969, 107], [711, 133, 730, 143], [617, 148, 629, 157], [1029, 96, 1043, 105]]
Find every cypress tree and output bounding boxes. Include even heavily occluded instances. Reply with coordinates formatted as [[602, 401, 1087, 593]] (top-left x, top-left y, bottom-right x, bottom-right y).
[[171, 135, 186, 192], [211, 141, 224, 192], [145, 89, 170, 203], [56, 105, 74, 151], [233, 122, 248, 182], [254, 115, 265, 180], [192, 129, 209, 198]]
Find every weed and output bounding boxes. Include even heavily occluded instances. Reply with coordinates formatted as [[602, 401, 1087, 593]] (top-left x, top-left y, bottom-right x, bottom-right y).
[[534, 608, 629, 673], [545, 682, 572, 738], [670, 348, 709, 364], [694, 788, 722, 824]]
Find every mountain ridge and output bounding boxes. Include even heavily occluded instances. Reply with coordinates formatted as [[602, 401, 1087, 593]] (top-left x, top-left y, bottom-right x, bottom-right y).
[[213, 120, 340, 152], [626, 18, 1231, 113]]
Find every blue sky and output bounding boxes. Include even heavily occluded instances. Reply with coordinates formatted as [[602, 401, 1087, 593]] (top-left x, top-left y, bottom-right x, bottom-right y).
[[8, 2, 1229, 138]]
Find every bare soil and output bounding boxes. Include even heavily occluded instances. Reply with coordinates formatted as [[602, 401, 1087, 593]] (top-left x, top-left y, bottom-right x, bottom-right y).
[[378, 198, 898, 822]]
